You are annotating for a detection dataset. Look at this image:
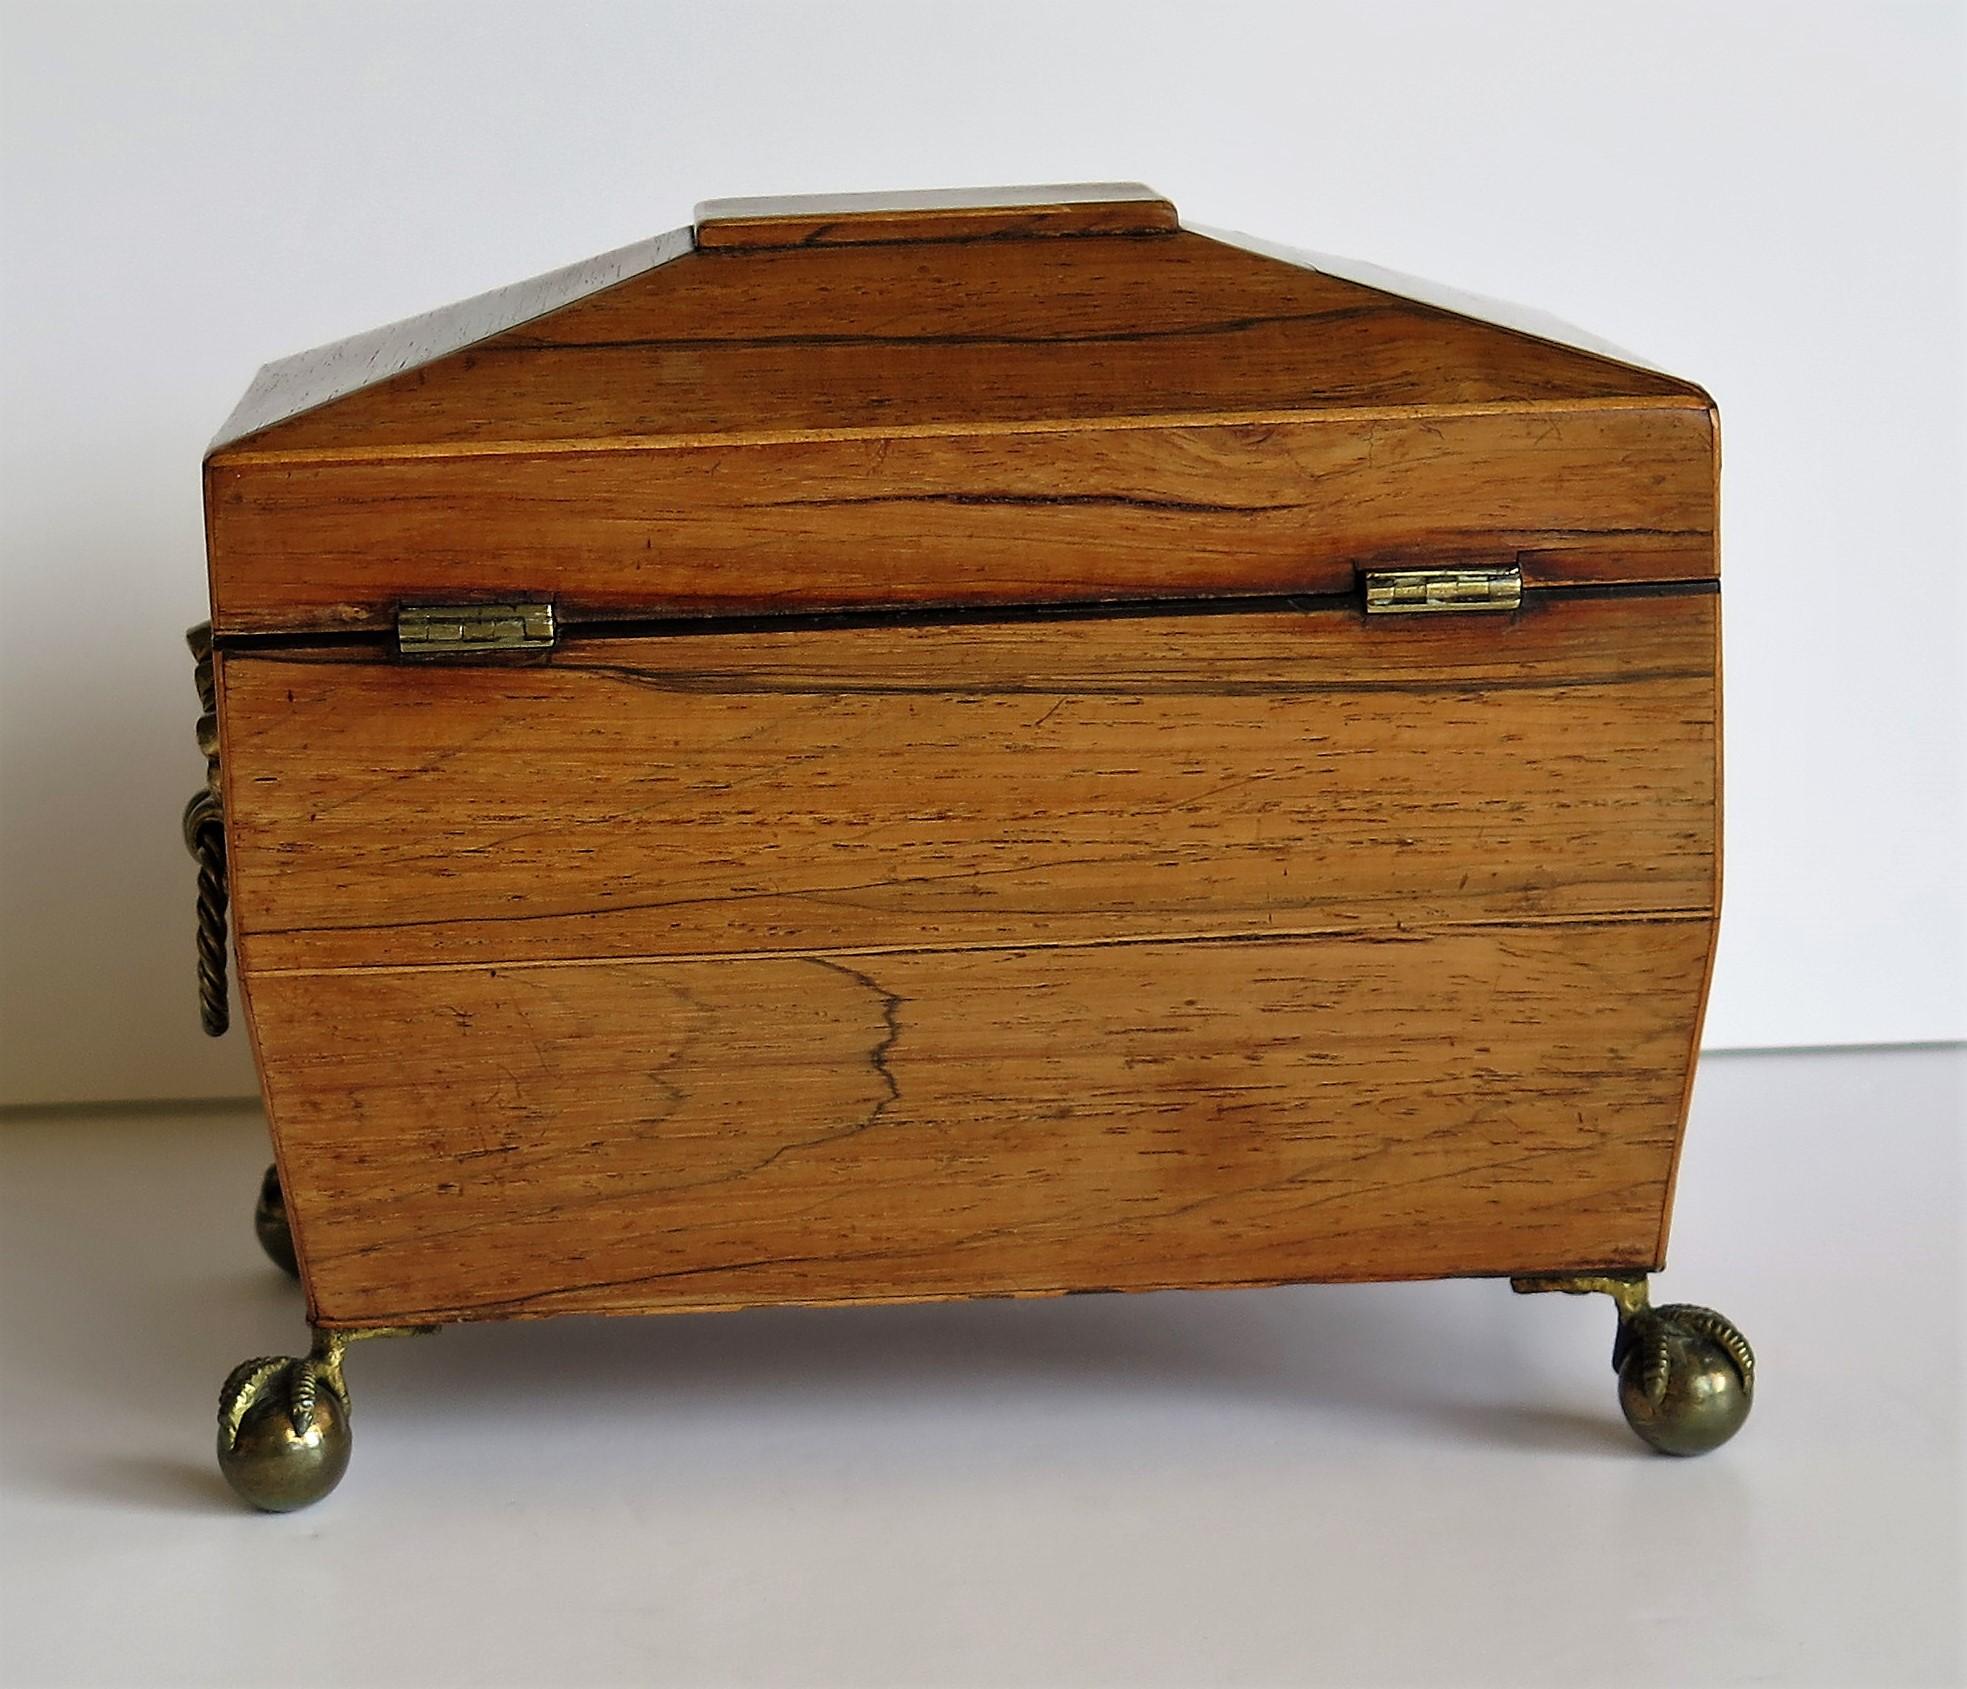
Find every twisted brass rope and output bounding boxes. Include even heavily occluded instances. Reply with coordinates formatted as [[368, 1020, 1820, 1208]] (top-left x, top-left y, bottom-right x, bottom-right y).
[[184, 623, 228, 1037], [184, 791, 229, 1035]]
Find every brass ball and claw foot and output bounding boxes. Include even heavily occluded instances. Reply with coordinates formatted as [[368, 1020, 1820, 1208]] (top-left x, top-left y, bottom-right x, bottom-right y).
[[216, 1324, 434, 1511], [254, 1164, 300, 1278], [1511, 1273, 1754, 1456], [217, 1330, 353, 1512]]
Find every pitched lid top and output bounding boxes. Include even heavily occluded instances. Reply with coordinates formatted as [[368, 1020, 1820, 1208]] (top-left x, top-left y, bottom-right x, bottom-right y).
[[209, 183, 1708, 463], [204, 186, 1719, 637]]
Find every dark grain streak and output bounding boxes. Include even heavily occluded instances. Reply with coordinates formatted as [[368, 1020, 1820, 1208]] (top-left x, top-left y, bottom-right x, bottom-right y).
[[496, 304, 1402, 355]]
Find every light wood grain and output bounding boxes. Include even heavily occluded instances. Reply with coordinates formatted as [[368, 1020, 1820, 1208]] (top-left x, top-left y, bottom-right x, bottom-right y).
[[221, 592, 1719, 975], [212, 228, 1700, 461], [221, 590, 1721, 1325], [205, 405, 1714, 635], [253, 919, 1710, 1328]]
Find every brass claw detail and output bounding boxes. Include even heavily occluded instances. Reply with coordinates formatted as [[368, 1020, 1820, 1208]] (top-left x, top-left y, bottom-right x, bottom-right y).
[[216, 1335, 352, 1512], [1512, 1273, 1753, 1456], [216, 1325, 436, 1511]]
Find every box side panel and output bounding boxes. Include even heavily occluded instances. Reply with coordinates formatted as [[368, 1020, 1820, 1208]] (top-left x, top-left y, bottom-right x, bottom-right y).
[[254, 923, 1709, 1326], [224, 592, 1720, 973], [204, 405, 1716, 636], [218, 591, 1720, 1322], [1654, 581, 1726, 1264]]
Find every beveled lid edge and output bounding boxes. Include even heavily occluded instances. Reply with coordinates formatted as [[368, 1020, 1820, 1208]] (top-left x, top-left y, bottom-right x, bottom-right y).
[[1189, 223, 1712, 407], [207, 227, 694, 458]]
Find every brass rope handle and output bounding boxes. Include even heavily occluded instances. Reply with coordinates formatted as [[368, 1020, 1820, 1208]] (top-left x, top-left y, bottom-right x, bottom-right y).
[[184, 623, 228, 1036]]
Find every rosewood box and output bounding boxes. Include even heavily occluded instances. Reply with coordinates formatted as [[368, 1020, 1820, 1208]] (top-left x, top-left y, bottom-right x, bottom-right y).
[[188, 184, 1752, 1509]]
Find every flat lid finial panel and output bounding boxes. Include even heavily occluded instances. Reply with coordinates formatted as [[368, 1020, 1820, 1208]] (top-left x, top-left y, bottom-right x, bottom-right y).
[[693, 183, 1178, 249]]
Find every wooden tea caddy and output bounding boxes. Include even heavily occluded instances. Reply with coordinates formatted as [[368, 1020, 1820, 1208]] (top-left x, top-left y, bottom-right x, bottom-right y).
[[187, 185, 1751, 1510]]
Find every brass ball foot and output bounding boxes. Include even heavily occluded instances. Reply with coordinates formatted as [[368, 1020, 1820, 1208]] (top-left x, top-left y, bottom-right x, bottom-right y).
[[254, 1164, 300, 1278], [1614, 1303, 1754, 1457], [217, 1348, 351, 1512], [1511, 1273, 1754, 1457]]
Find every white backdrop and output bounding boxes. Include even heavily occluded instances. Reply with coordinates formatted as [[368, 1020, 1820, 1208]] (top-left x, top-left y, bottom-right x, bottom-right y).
[[2, 0, 1961, 1107]]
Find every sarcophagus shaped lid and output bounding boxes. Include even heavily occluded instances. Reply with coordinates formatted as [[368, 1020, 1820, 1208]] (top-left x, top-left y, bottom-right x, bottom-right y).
[[204, 184, 1716, 638]]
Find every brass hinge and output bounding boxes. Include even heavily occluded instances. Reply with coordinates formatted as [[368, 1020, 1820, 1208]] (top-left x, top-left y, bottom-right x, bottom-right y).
[[397, 601, 557, 657], [1362, 564, 1523, 615]]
